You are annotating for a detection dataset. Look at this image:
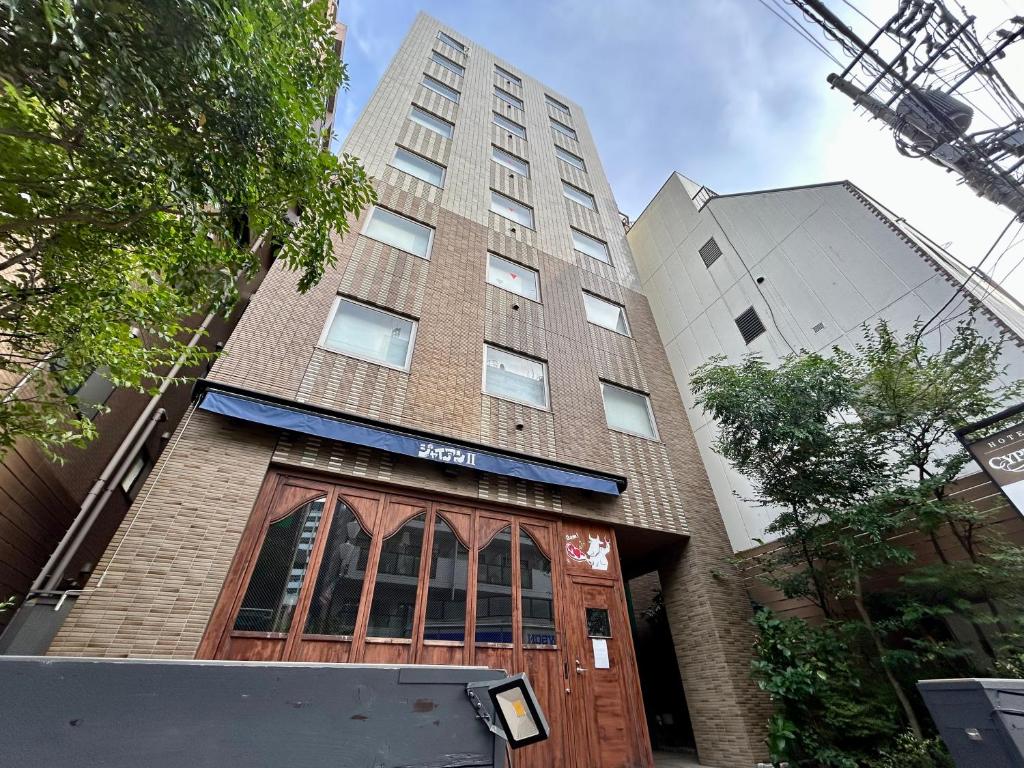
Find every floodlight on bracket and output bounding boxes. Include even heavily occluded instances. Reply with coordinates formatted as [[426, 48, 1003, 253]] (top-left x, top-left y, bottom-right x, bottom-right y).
[[466, 673, 550, 749]]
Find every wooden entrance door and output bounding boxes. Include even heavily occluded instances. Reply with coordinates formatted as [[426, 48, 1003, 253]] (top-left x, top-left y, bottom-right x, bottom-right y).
[[563, 576, 652, 768]]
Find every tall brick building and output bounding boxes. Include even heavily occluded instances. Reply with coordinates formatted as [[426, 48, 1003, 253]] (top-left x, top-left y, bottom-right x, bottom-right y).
[[48, 14, 768, 767]]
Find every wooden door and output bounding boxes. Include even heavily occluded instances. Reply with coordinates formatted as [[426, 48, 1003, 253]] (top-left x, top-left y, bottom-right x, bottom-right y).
[[563, 575, 651, 768]]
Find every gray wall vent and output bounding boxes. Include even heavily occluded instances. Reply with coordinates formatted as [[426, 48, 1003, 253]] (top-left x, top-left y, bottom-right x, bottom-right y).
[[735, 307, 766, 344], [699, 237, 723, 268]]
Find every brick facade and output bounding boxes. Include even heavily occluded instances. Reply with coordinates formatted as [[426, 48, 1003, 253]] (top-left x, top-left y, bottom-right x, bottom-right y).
[[51, 13, 769, 766]]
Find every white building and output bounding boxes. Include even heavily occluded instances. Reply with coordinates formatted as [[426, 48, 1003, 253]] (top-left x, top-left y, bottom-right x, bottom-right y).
[[627, 172, 1024, 552]]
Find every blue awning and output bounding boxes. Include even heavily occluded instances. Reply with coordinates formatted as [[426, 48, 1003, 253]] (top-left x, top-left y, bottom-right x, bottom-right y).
[[198, 387, 623, 496]]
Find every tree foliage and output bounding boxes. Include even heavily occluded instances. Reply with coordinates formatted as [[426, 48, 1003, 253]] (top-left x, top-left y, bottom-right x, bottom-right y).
[[692, 319, 1024, 766], [0, 0, 376, 454]]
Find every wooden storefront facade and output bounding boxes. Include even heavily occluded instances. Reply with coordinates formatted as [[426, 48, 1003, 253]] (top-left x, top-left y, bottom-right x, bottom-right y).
[[198, 469, 653, 768]]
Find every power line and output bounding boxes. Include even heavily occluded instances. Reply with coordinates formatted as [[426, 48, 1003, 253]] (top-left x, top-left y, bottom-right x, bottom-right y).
[[936, 222, 1024, 326], [915, 214, 1019, 343], [755, 0, 845, 67]]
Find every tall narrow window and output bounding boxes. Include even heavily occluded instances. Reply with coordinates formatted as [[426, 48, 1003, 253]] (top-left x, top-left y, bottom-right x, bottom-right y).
[[423, 516, 469, 641], [520, 530, 556, 646], [366, 513, 426, 639], [431, 50, 464, 76], [476, 526, 513, 644], [409, 106, 454, 139], [493, 112, 527, 140], [234, 497, 326, 633], [422, 74, 460, 103], [304, 498, 372, 636]]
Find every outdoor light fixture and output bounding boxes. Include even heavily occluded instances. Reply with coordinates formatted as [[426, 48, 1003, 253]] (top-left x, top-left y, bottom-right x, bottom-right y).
[[466, 673, 550, 749]]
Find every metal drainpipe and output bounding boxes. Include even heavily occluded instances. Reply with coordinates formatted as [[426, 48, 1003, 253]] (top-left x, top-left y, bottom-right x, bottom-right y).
[[30, 308, 220, 596]]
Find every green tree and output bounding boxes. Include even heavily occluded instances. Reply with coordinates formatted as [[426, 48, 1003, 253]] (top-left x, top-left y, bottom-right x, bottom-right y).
[[0, 0, 376, 454], [692, 319, 1024, 766]]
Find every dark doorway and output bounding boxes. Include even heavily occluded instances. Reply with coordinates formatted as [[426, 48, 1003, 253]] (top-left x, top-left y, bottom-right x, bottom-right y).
[[627, 572, 697, 755]]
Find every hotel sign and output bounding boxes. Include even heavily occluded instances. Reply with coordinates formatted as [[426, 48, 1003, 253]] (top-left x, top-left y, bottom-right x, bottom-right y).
[[965, 421, 1024, 516]]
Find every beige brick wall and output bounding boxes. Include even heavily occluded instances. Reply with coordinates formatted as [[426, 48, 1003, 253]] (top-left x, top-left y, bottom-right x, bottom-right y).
[[49, 410, 277, 658]]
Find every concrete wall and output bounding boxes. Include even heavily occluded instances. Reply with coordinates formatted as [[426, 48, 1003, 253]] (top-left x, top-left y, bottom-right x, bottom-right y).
[[628, 173, 1024, 552]]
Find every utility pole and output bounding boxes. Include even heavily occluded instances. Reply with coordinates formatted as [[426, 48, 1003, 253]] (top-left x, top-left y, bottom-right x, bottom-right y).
[[789, 0, 1024, 219]]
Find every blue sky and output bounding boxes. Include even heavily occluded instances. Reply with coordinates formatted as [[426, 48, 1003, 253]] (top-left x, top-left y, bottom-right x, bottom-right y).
[[334, 0, 1024, 297]]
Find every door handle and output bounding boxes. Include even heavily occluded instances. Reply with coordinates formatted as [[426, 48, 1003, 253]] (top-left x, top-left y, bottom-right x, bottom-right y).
[[575, 659, 587, 674]]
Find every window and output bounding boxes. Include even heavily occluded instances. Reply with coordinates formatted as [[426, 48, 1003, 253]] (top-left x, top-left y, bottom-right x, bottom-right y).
[[69, 366, 116, 419], [484, 345, 549, 409], [362, 207, 433, 259], [322, 297, 416, 370], [495, 86, 524, 111], [491, 146, 529, 177], [422, 74, 460, 103], [545, 94, 571, 116], [476, 526, 513, 644], [391, 146, 445, 187], [487, 253, 540, 301], [571, 228, 610, 264], [601, 383, 657, 440], [586, 607, 611, 638], [234, 497, 326, 633], [431, 50, 464, 76], [550, 118, 578, 140], [562, 181, 596, 210], [520, 530, 556, 646], [493, 112, 527, 140], [437, 31, 466, 52], [583, 292, 629, 335], [424, 516, 469, 642], [120, 450, 149, 498], [490, 190, 534, 229], [366, 513, 426, 639], [495, 65, 522, 86], [735, 306, 767, 344], [304, 499, 372, 636], [555, 146, 585, 171], [699, 237, 723, 268], [409, 105, 454, 139]]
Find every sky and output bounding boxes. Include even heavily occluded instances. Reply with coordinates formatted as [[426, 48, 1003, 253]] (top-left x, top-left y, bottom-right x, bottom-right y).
[[334, 0, 1024, 300]]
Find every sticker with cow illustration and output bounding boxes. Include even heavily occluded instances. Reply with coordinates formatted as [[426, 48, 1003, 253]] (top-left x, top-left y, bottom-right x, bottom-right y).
[[565, 532, 611, 571]]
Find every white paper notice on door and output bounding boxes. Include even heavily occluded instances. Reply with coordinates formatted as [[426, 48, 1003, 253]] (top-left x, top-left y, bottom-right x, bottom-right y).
[[592, 638, 610, 669]]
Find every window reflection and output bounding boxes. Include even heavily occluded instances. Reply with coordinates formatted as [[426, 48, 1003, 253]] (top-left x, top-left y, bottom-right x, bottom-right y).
[[423, 517, 469, 641], [303, 499, 371, 636], [476, 526, 514, 644], [366, 513, 426, 639], [235, 497, 325, 633], [520, 530, 556, 646]]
